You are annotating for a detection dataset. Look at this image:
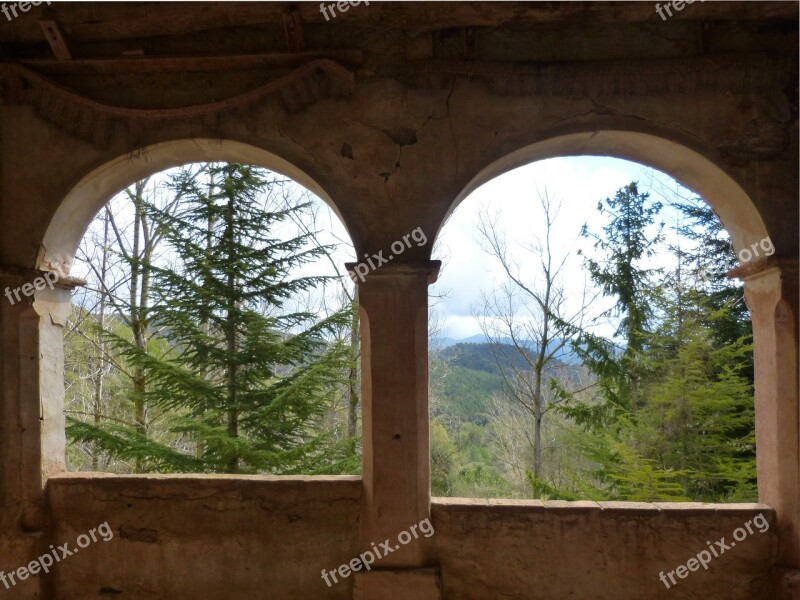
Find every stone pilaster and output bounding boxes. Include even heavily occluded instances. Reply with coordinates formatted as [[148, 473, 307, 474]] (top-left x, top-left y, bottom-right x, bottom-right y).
[[349, 260, 441, 599], [733, 258, 799, 568]]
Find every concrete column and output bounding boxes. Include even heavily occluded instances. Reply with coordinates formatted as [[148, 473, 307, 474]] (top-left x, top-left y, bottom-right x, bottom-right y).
[[350, 260, 442, 599], [0, 269, 73, 525], [0, 269, 74, 599], [737, 260, 799, 569]]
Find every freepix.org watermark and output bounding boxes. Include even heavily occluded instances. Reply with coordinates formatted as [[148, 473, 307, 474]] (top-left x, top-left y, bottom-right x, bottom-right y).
[[4, 271, 59, 305], [0, 522, 114, 590], [2, 1, 50, 22], [321, 518, 435, 587], [738, 235, 774, 264], [658, 512, 770, 590], [319, 0, 368, 22], [347, 227, 428, 283], [655, 0, 703, 21]]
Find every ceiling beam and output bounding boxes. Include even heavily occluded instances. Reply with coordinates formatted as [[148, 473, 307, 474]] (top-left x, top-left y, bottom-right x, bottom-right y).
[[1, 2, 796, 44], [39, 20, 72, 60], [282, 8, 304, 53], [10, 49, 364, 74]]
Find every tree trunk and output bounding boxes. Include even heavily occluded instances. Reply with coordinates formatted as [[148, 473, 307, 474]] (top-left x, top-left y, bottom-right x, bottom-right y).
[[224, 192, 239, 473], [130, 182, 148, 473], [347, 293, 360, 439], [534, 415, 542, 480], [91, 209, 112, 470]]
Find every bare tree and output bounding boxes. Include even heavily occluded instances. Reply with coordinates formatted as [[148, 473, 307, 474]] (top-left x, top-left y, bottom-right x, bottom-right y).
[[65, 169, 202, 472], [475, 188, 599, 485]]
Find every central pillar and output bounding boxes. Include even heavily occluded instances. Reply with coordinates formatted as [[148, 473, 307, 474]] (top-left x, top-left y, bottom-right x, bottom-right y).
[[733, 258, 799, 572], [349, 260, 441, 599], [0, 267, 77, 599]]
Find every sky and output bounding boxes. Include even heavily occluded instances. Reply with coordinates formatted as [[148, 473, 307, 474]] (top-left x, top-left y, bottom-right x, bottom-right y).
[[75, 156, 711, 343], [291, 154, 704, 342], [430, 156, 640, 340]]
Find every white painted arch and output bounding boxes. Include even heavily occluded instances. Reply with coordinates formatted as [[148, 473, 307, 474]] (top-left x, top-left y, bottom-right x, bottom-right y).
[[446, 130, 768, 258], [39, 138, 345, 275]]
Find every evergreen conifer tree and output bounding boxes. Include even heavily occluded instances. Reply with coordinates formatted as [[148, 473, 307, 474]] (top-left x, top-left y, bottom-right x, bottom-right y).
[[70, 163, 355, 473]]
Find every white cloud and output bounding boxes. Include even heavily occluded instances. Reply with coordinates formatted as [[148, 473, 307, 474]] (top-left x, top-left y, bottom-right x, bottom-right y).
[[430, 156, 684, 341]]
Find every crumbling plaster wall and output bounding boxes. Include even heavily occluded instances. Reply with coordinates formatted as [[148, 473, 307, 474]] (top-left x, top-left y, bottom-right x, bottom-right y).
[[44, 474, 361, 600], [1, 62, 796, 271], [432, 499, 780, 600], [41, 481, 782, 600], [0, 42, 796, 600]]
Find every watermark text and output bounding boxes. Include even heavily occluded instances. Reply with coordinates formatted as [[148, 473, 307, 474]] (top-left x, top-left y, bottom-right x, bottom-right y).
[[321, 517, 434, 587], [658, 512, 769, 589], [0, 522, 114, 590], [347, 226, 428, 283]]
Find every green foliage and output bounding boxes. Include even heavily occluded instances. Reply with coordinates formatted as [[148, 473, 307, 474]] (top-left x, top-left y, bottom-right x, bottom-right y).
[[634, 292, 755, 500], [67, 163, 358, 474], [671, 195, 753, 376], [580, 182, 664, 411], [430, 358, 505, 425], [526, 472, 581, 501], [557, 182, 756, 503], [67, 418, 202, 472], [430, 419, 457, 495]]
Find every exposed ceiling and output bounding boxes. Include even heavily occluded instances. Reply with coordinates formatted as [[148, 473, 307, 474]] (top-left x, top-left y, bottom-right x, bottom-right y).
[[0, 2, 796, 110]]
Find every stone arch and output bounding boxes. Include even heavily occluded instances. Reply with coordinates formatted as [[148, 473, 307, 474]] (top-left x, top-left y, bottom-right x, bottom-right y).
[[38, 138, 348, 276], [435, 129, 798, 563], [29, 136, 355, 488], [443, 130, 768, 258]]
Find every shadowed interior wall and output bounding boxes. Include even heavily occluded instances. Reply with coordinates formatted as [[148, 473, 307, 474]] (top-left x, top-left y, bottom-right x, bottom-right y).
[[0, 3, 796, 599], [44, 475, 361, 600], [432, 499, 780, 600]]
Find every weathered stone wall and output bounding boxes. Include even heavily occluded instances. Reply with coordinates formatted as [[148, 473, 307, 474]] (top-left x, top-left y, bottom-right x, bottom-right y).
[[43, 474, 361, 600], [432, 499, 779, 600], [0, 4, 796, 598], [35, 485, 783, 600]]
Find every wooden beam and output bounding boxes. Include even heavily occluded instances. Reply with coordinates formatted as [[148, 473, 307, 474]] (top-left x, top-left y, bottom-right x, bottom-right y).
[[1, 2, 796, 45], [462, 28, 477, 60], [38, 20, 72, 61], [11, 49, 364, 75], [282, 8, 304, 53]]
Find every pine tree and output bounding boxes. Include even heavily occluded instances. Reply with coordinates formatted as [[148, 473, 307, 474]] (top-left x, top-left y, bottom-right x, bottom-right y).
[[554, 183, 755, 502], [579, 182, 663, 411], [632, 268, 756, 501], [671, 195, 753, 377], [71, 163, 355, 474]]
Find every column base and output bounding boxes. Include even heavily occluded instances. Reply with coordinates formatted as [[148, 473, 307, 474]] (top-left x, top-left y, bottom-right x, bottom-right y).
[[353, 568, 441, 600]]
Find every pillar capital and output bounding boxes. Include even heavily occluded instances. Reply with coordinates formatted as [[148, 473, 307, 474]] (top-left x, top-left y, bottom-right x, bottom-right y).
[[731, 255, 799, 568], [728, 256, 799, 286], [0, 264, 87, 293], [345, 260, 441, 288]]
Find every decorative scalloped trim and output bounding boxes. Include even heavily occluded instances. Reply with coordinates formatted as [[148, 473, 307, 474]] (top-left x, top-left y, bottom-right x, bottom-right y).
[[0, 59, 354, 146]]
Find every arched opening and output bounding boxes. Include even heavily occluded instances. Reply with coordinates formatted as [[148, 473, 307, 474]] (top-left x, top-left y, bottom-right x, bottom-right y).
[[430, 135, 771, 504], [39, 139, 349, 278], [35, 140, 361, 478], [443, 131, 769, 256]]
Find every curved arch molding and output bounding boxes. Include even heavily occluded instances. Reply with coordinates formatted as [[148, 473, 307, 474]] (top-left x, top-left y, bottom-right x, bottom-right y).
[[445, 130, 770, 256], [38, 138, 346, 276], [0, 59, 355, 147]]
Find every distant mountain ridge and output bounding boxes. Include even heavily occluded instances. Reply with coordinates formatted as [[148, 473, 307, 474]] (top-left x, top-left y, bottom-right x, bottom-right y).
[[432, 334, 580, 364], [429, 341, 585, 425]]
